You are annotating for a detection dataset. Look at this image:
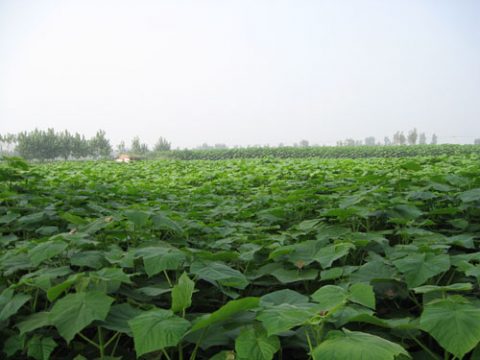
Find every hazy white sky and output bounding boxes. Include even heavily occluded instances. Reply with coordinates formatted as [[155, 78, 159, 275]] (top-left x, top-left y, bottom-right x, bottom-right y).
[[1, 0, 479, 148]]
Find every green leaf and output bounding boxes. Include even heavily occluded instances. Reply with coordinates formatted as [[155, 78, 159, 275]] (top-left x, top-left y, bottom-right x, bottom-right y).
[[209, 351, 236, 360], [420, 295, 480, 359], [124, 210, 150, 227], [27, 335, 57, 360], [393, 253, 450, 288], [0, 291, 31, 322], [3, 333, 26, 357], [100, 303, 142, 335], [139, 247, 186, 277], [171, 272, 195, 313], [28, 241, 67, 267], [191, 297, 260, 332], [314, 243, 355, 269], [128, 309, 190, 357], [256, 303, 316, 336], [49, 291, 114, 342], [412, 283, 473, 294], [459, 188, 480, 202], [311, 285, 347, 311], [190, 260, 249, 289], [17, 312, 51, 335], [348, 283, 376, 309], [260, 289, 309, 307], [311, 329, 410, 360], [235, 325, 280, 360]]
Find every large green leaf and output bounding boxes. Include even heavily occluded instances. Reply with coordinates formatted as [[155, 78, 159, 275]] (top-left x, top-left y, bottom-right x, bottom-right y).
[[458, 188, 480, 202], [191, 297, 260, 332], [420, 296, 480, 359], [139, 247, 186, 277], [128, 308, 190, 357], [393, 253, 450, 288], [17, 312, 51, 335], [171, 272, 195, 313], [235, 325, 280, 360], [27, 335, 57, 360], [99, 303, 142, 335], [314, 243, 355, 269], [0, 290, 31, 322], [49, 291, 114, 342], [28, 241, 67, 267], [256, 303, 316, 336], [311, 329, 410, 360], [311, 285, 347, 311], [190, 260, 249, 289], [348, 283, 376, 309]]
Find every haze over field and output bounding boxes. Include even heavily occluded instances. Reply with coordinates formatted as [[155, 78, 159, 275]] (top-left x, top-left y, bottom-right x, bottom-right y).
[[1, 0, 479, 148]]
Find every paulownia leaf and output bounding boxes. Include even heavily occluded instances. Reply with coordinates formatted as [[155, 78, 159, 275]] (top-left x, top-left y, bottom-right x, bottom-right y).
[[28, 241, 67, 267], [0, 290, 31, 322], [412, 283, 473, 294], [393, 253, 450, 288], [171, 272, 195, 313], [348, 283, 376, 309], [311, 329, 410, 360], [459, 188, 480, 203], [49, 291, 114, 342], [139, 247, 186, 277], [27, 335, 57, 360], [314, 243, 355, 269], [99, 303, 142, 335], [311, 285, 347, 311], [128, 309, 190, 357], [420, 295, 480, 359], [191, 297, 260, 332], [17, 312, 51, 335], [190, 260, 249, 289], [235, 325, 280, 360], [256, 303, 317, 336]]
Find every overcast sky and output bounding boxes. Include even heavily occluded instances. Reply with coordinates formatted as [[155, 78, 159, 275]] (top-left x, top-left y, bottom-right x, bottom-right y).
[[1, 0, 479, 148]]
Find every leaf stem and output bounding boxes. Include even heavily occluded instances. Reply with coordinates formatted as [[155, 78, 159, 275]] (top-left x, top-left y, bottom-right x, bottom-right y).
[[161, 349, 172, 360], [409, 335, 441, 360], [78, 332, 100, 349]]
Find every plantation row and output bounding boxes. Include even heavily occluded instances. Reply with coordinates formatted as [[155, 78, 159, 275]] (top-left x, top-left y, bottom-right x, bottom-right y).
[[0, 155, 480, 359], [158, 144, 480, 160]]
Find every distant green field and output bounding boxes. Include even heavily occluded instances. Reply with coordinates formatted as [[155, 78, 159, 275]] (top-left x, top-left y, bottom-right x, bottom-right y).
[[1, 155, 480, 359], [158, 144, 480, 160]]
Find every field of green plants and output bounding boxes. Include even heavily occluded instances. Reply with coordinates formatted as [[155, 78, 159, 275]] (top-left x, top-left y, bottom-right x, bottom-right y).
[[1, 154, 480, 359], [159, 144, 480, 160]]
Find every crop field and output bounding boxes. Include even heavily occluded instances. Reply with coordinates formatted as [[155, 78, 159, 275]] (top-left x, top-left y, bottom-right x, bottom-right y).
[[1, 155, 480, 359]]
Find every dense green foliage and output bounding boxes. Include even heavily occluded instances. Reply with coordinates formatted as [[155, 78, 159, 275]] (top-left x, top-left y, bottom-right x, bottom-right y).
[[159, 144, 480, 160], [1, 155, 480, 359]]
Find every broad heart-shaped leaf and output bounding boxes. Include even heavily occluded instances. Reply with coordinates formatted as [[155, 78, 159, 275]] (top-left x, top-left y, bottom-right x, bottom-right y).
[[99, 303, 143, 336], [311, 285, 347, 311], [27, 335, 57, 360], [49, 291, 114, 342], [0, 290, 31, 322], [260, 289, 309, 307], [17, 312, 51, 335], [412, 283, 473, 294], [139, 246, 186, 277], [420, 295, 480, 359], [28, 241, 68, 267], [312, 329, 410, 360], [124, 210, 150, 227], [235, 325, 280, 360], [393, 253, 450, 288], [191, 297, 260, 332], [256, 303, 317, 336], [314, 243, 355, 269], [171, 272, 195, 313], [190, 260, 249, 289], [459, 188, 480, 202], [128, 308, 190, 357], [348, 283, 376, 309]]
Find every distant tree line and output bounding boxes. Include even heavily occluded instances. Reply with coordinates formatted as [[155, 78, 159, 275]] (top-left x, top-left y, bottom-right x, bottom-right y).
[[0, 129, 171, 161], [337, 129, 438, 147]]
